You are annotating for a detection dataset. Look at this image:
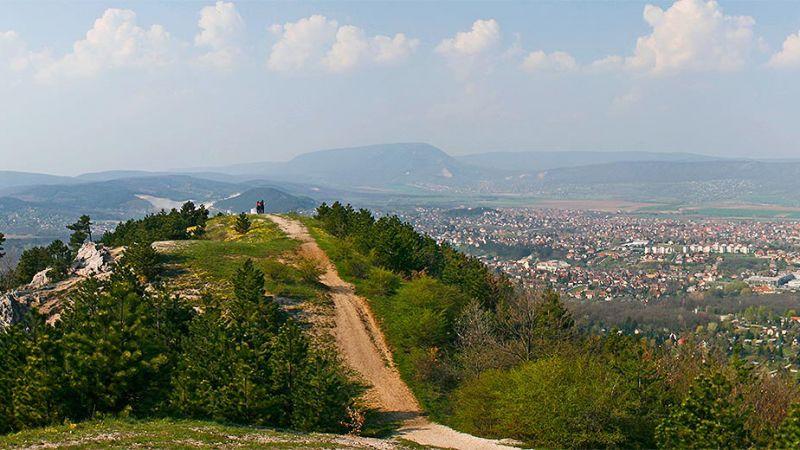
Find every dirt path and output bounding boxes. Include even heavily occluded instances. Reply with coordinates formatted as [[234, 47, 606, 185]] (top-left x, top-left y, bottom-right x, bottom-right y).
[[266, 215, 518, 450]]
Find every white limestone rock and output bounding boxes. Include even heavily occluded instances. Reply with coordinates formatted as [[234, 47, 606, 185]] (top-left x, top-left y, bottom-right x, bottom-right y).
[[0, 291, 28, 330], [72, 242, 113, 277], [28, 268, 52, 289]]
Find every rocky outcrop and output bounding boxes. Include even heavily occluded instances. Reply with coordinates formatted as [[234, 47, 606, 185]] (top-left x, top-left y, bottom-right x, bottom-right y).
[[1, 291, 29, 329], [0, 242, 118, 329], [28, 268, 52, 290], [73, 242, 114, 277]]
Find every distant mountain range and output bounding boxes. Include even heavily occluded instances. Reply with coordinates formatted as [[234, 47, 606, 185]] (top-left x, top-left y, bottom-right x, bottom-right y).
[[4, 143, 800, 237], [200, 144, 762, 193], [213, 187, 316, 213], [0, 175, 315, 236], [0, 171, 77, 192], [208, 143, 489, 188], [0, 145, 747, 193], [205, 144, 800, 206]]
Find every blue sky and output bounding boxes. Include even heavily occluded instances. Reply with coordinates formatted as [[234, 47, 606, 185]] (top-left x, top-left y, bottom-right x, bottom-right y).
[[1, 0, 799, 175]]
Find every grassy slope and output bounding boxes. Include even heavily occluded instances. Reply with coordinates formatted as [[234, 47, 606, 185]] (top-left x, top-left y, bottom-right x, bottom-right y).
[[162, 214, 321, 302], [298, 216, 454, 421], [0, 418, 425, 449]]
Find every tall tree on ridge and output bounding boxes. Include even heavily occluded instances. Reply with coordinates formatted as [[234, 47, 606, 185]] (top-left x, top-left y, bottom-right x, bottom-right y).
[[66, 215, 92, 252]]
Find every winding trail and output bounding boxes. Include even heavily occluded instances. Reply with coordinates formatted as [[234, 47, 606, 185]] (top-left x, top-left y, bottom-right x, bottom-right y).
[[266, 215, 517, 450]]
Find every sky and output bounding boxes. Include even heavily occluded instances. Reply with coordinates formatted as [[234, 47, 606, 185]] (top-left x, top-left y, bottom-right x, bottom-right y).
[[1, 0, 799, 175]]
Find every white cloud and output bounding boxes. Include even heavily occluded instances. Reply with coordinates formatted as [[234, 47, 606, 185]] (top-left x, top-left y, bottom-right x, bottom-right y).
[[596, 0, 756, 75], [268, 15, 417, 73], [587, 55, 624, 73], [195, 1, 245, 69], [436, 19, 500, 56], [267, 15, 339, 72], [372, 33, 419, 65], [37, 8, 176, 81], [323, 27, 418, 72], [521, 50, 577, 73], [0, 31, 30, 71], [0, 31, 50, 75], [323, 25, 369, 72], [435, 19, 502, 79], [768, 31, 800, 69]]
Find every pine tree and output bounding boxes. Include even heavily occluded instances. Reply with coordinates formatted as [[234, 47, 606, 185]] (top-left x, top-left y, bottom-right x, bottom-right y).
[[0, 311, 59, 433], [66, 215, 92, 251], [180, 201, 197, 220], [234, 213, 251, 234], [121, 241, 162, 282], [0, 316, 29, 432], [10, 313, 59, 430], [172, 262, 287, 425], [536, 289, 575, 341], [45, 240, 71, 280], [227, 260, 280, 423], [170, 299, 239, 420], [270, 321, 309, 426], [57, 272, 175, 419], [0, 232, 5, 259], [180, 201, 209, 228], [271, 322, 362, 431], [230, 259, 285, 332], [14, 246, 53, 285], [232, 259, 266, 304]]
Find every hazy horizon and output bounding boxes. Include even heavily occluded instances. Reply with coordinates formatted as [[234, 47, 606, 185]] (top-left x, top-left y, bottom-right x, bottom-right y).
[[0, 144, 743, 178], [2, 0, 800, 175]]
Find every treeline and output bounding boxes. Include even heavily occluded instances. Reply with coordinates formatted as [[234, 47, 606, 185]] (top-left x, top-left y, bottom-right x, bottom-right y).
[[313, 203, 800, 448], [0, 216, 93, 290], [4, 240, 72, 288], [0, 259, 360, 434], [1, 202, 208, 290], [102, 202, 209, 247], [315, 202, 512, 309]]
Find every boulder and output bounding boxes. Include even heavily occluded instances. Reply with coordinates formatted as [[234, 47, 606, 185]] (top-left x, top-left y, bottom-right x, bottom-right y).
[[28, 268, 52, 289], [72, 242, 113, 277], [0, 291, 28, 330], [0, 242, 118, 328]]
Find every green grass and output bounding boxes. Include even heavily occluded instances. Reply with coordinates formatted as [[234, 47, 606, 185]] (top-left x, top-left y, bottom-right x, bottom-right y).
[[0, 417, 423, 449], [299, 217, 456, 422], [162, 215, 322, 302]]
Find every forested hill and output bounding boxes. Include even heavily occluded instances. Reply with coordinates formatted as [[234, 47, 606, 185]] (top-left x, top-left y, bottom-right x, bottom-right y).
[[3, 203, 800, 448], [212, 187, 316, 213]]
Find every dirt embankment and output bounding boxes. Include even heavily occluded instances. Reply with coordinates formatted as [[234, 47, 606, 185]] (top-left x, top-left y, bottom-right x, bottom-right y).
[[266, 215, 518, 450]]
